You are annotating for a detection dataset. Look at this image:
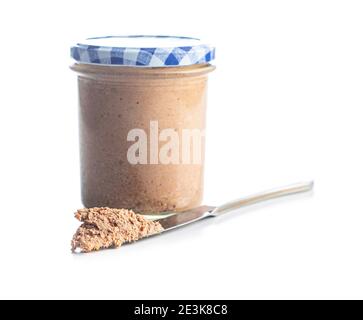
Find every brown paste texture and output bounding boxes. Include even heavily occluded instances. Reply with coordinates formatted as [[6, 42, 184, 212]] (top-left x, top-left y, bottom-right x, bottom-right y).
[[71, 207, 163, 253]]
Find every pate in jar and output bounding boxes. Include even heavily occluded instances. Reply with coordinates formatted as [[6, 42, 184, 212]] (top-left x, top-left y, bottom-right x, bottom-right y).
[[71, 35, 215, 213]]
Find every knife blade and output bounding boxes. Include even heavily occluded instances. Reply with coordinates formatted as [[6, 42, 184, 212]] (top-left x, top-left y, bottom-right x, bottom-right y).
[[157, 181, 314, 232], [158, 205, 215, 231]]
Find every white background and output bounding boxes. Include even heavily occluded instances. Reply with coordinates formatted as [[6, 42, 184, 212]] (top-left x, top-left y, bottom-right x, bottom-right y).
[[0, 0, 362, 300]]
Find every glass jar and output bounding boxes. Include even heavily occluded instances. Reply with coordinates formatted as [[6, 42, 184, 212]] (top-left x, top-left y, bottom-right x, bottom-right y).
[[71, 36, 215, 213]]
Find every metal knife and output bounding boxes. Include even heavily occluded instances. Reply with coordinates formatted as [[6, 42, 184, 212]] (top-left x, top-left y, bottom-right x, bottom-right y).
[[157, 181, 314, 231]]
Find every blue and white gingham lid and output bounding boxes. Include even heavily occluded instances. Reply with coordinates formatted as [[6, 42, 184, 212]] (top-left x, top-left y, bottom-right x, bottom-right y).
[[71, 35, 215, 67]]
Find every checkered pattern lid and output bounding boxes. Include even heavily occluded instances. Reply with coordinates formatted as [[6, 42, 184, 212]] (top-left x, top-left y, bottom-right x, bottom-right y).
[[71, 35, 215, 67]]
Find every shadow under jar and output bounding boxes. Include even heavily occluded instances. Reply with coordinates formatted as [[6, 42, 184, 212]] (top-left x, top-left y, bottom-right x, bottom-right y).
[[71, 36, 215, 214]]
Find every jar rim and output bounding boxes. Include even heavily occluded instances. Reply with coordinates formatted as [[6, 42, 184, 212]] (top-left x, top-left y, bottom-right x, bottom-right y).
[[70, 63, 216, 80]]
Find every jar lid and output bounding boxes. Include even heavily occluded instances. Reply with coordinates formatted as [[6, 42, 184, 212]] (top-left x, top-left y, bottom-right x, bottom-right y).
[[71, 35, 215, 67]]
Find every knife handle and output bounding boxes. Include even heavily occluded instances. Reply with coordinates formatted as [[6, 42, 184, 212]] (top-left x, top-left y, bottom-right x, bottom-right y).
[[210, 181, 314, 216]]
